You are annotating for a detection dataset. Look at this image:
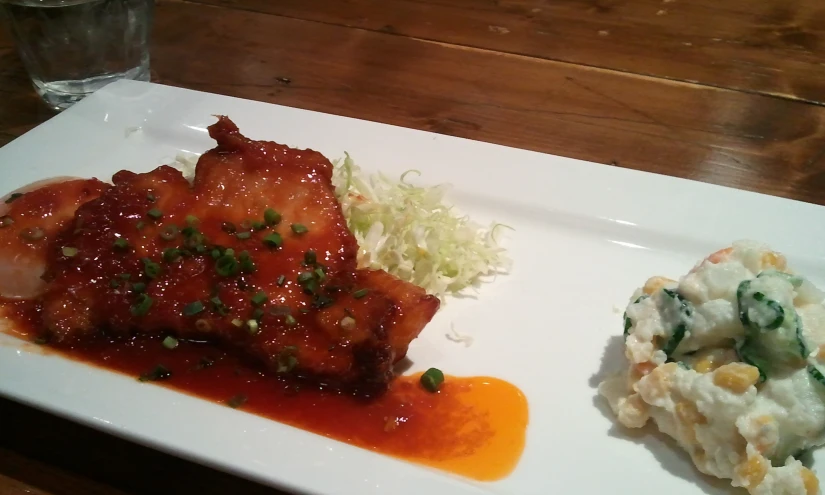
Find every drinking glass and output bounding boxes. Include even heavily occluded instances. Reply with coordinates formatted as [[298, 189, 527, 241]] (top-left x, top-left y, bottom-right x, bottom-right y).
[[1, 0, 154, 111]]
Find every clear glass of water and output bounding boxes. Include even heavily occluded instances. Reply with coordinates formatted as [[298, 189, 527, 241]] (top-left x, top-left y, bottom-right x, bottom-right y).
[[0, 0, 154, 111]]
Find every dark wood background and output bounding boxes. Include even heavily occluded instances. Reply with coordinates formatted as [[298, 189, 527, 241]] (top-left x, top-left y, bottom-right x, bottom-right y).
[[1, 0, 824, 493]]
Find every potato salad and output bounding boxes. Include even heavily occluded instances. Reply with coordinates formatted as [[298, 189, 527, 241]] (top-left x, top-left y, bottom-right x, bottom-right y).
[[600, 241, 825, 495]]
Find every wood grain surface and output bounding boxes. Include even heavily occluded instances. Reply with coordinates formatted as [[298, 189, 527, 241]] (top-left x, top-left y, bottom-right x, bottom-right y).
[[1, 0, 825, 494], [186, 0, 825, 103]]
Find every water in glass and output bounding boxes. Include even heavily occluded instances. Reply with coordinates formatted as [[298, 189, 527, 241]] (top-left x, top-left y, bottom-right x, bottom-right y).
[[1, 0, 153, 110]]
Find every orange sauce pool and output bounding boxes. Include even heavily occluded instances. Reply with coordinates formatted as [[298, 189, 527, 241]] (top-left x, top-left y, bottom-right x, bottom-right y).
[[1, 301, 528, 482]]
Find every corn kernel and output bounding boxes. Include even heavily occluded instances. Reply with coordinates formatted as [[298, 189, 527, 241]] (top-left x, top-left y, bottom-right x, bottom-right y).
[[713, 363, 760, 394], [676, 401, 707, 426], [695, 358, 716, 374], [735, 455, 768, 489], [639, 362, 677, 401], [675, 401, 706, 443], [751, 416, 776, 454], [801, 467, 819, 495], [693, 348, 734, 373], [706, 247, 734, 264], [761, 251, 787, 270], [631, 361, 657, 381], [643, 276, 676, 295], [617, 393, 649, 429]]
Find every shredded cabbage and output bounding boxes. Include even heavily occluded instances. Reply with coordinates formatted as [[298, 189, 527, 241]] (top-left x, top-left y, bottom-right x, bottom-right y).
[[331, 153, 511, 299], [172, 151, 512, 300]]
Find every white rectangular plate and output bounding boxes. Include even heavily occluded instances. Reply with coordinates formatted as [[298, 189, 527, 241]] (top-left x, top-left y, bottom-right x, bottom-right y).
[[2, 80, 825, 495]]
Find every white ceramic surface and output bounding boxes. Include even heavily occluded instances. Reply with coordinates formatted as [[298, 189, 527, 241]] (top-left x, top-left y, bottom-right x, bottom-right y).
[[1, 80, 825, 495]]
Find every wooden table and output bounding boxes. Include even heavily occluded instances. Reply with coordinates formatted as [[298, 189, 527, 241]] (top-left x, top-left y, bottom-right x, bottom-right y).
[[1, 1, 824, 493]]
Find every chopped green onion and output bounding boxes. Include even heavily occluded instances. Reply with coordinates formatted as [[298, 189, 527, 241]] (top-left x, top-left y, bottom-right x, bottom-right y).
[[211, 248, 222, 259], [304, 250, 317, 265], [181, 225, 198, 237], [131, 294, 153, 316], [183, 301, 205, 316], [302, 280, 319, 294], [146, 208, 163, 220], [252, 308, 265, 321], [142, 258, 161, 279], [113, 237, 130, 250], [353, 288, 369, 299], [251, 221, 266, 231], [231, 318, 244, 328], [313, 268, 326, 281], [146, 192, 156, 202], [240, 220, 253, 230], [291, 223, 308, 235], [109, 279, 121, 288], [276, 274, 286, 287], [236, 231, 252, 240], [251, 291, 268, 307], [131, 282, 147, 293], [196, 356, 215, 369], [162, 336, 179, 350], [226, 394, 248, 408], [183, 231, 205, 249], [210, 296, 228, 315], [224, 248, 235, 256], [162, 248, 182, 262], [297, 272, 314, 284], [238, 251, 256, 273], [62, 246, 78, 257], [136, 221, 145, 230], [276, 348, 298, 373], [312, 294, 334, 309], [138, 364, 171, 382], [221, 222, 236, 234], [285, 314, 297, 326], [263, 233, 282, 248], [5, 192, 24, 204], [246, 319, 259, 334], [420, 368, 444, 393], [0, 216, 14, 228], [19, 227, 45, 242], [264, 208, 281, 226], [215, 254, 240, 277], [159, 224, 179, 241], [186, 215, 199, 226]]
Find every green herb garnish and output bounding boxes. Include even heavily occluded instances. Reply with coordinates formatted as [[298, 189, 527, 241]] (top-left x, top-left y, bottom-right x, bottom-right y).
[[183, 301, 205, 316], [420, 368, 444, 393]]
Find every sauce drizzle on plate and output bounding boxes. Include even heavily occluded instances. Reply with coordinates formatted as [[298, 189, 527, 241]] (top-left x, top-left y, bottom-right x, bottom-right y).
[[1, 300, 528, 482]]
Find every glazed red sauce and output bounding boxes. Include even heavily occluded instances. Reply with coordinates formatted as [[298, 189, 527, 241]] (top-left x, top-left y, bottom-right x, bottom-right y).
[[1, 300, 528, 481], [0, 152, 528, 481]]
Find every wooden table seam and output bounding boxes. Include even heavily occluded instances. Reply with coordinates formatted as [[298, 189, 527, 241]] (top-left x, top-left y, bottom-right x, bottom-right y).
[[169, 0, 825, 109]]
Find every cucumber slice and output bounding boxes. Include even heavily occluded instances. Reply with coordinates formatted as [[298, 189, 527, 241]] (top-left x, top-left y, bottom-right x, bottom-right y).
[[736, 279, 806, 374], [758, 269, 803, 288], [736, 338, 769, 383], [660, 288, 693, 358], [751, 291, 785, 330], [808, 363, 825, 389]]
